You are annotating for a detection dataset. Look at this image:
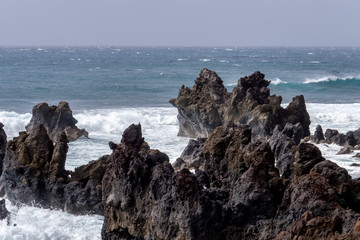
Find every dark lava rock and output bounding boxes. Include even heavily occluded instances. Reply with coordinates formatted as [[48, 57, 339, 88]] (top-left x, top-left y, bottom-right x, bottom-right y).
[[172, 138, 206, 171], [269, 123, 304, 178], [293, 142, 325, 177], [0, 123, 6, 177], [325, 129, 346, 146], [102, 123, 360, 240], [337, 146, 354, 155], [25, 101, 88, 142], [170, 69, 310, 139], [0, 125, 109, 215], [0, 199, 9, 220], [314, 124, 325, 141], [353, 153, 360, 158]]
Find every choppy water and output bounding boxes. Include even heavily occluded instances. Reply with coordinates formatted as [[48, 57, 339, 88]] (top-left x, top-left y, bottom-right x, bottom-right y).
[[0, 47, 360, 239]]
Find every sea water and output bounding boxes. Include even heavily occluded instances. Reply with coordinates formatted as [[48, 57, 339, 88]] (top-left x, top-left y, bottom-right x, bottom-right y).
[[0, 47, 360, 239]]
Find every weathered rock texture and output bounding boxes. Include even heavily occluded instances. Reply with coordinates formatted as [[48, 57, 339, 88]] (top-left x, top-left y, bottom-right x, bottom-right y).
[[0, 125, 109, 215], [25, 101, 88, 142], [269, 123, 304, 178], [0, 123, 7, 177], [173, 138, 206, 171], [170, 68, 310, 139], [102, 123, 360, 240]]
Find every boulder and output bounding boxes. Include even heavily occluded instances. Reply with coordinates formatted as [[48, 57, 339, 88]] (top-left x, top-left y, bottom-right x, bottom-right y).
[[0, 124, 109, 215], [314, 124, 325, 141], [170, 69, 311, 139], [25, 101, 88, 142], [293, 142, 325, 177], [337, 146, 354, 155]]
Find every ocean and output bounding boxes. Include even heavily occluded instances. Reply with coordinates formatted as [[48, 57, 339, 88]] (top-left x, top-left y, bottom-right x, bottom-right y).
[[0, 46, 360, 239]]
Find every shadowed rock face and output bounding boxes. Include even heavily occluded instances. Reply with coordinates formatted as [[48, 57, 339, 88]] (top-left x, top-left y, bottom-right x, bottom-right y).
[[0, 123, 7, 177], [25, 101, 88, 142], [102, 123, 360, 239], [0, 124, 109, 215], [170, 69, 310, 139]]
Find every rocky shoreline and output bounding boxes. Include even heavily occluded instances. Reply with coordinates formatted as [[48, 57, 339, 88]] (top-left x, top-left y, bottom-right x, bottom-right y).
[[1, 69, 360, 239]]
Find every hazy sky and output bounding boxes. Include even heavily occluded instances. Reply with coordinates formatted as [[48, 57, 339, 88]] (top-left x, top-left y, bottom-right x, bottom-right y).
[[0, 0, 358, 46]]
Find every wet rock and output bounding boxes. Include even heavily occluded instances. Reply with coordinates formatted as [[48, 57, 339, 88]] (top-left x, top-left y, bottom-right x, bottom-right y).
[[314, 124, 325, 141], [25, 101, 88, 142], [337, 146, 354, 155], [170, 69, 311, 139], [325, 129, 346, 145], [0, 199, 9, 220], [0, 125, 109, 215], [352, 153, 360, 158], [0, 123, 6, 177]]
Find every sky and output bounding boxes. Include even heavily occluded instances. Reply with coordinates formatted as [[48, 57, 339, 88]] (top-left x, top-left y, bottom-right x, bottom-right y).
[[0, 0, 359, 47]]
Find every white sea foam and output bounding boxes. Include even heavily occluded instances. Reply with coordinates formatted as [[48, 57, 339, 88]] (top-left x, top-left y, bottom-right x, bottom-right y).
[[304, 75, 360, 84], [0, 198, 103, 240], [0, 108, 189, 170], [308, 52, 314, 55], [0, 111, 31, 140], [311, 143, 360, 179], [306, 103, 360, 133], [225, 48, 233, 51], [177, 58, 188, 61], [270, 78, 287, 85], [309, 61, 320, 64], [200, 59, 211, 62], [219, 60, 229, 63]]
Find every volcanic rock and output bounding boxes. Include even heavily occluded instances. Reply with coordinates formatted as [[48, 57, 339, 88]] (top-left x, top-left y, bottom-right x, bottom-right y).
[[314, 124, 325, 141], [0, 123, 6, 177], [173, 138, 206, 171], [337, 146, 354, 155], [102, 123, 360, 239], [25, 101, 88, 142], [269, 122, 304, 178], [0, 124, 109, 215], [0, 199, 9, 220], [293, 142, 325, 177], [170, 69, 310, 139]]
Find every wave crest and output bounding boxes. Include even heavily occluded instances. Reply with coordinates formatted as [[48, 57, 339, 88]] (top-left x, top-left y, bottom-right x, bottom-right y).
[[304, 76, 360, 84]]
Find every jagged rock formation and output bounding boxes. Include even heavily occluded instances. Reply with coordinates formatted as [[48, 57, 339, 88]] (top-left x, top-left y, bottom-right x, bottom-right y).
[[173, 138, 206, 171], [0, 125, 109, 215], [269, 123, 304, 178], [0, 123, 7, 177], [102, 123, 360, 240], [25, 101, 88, 142], [170, 68, 310, 138]]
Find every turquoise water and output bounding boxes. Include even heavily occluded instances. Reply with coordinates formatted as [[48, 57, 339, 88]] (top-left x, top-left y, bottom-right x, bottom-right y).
[[1, 47, 360, 113]]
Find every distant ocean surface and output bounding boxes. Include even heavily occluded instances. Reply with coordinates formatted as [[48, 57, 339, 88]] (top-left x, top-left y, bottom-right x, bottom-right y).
[[1, 47, 360, 239]]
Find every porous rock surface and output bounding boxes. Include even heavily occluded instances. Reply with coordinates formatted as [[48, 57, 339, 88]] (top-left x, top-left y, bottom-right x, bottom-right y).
[[25, 101, 88, 142], [169, 68, 310, 139], [102, 123, 360, 239], [0, 124, 109, 215]]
